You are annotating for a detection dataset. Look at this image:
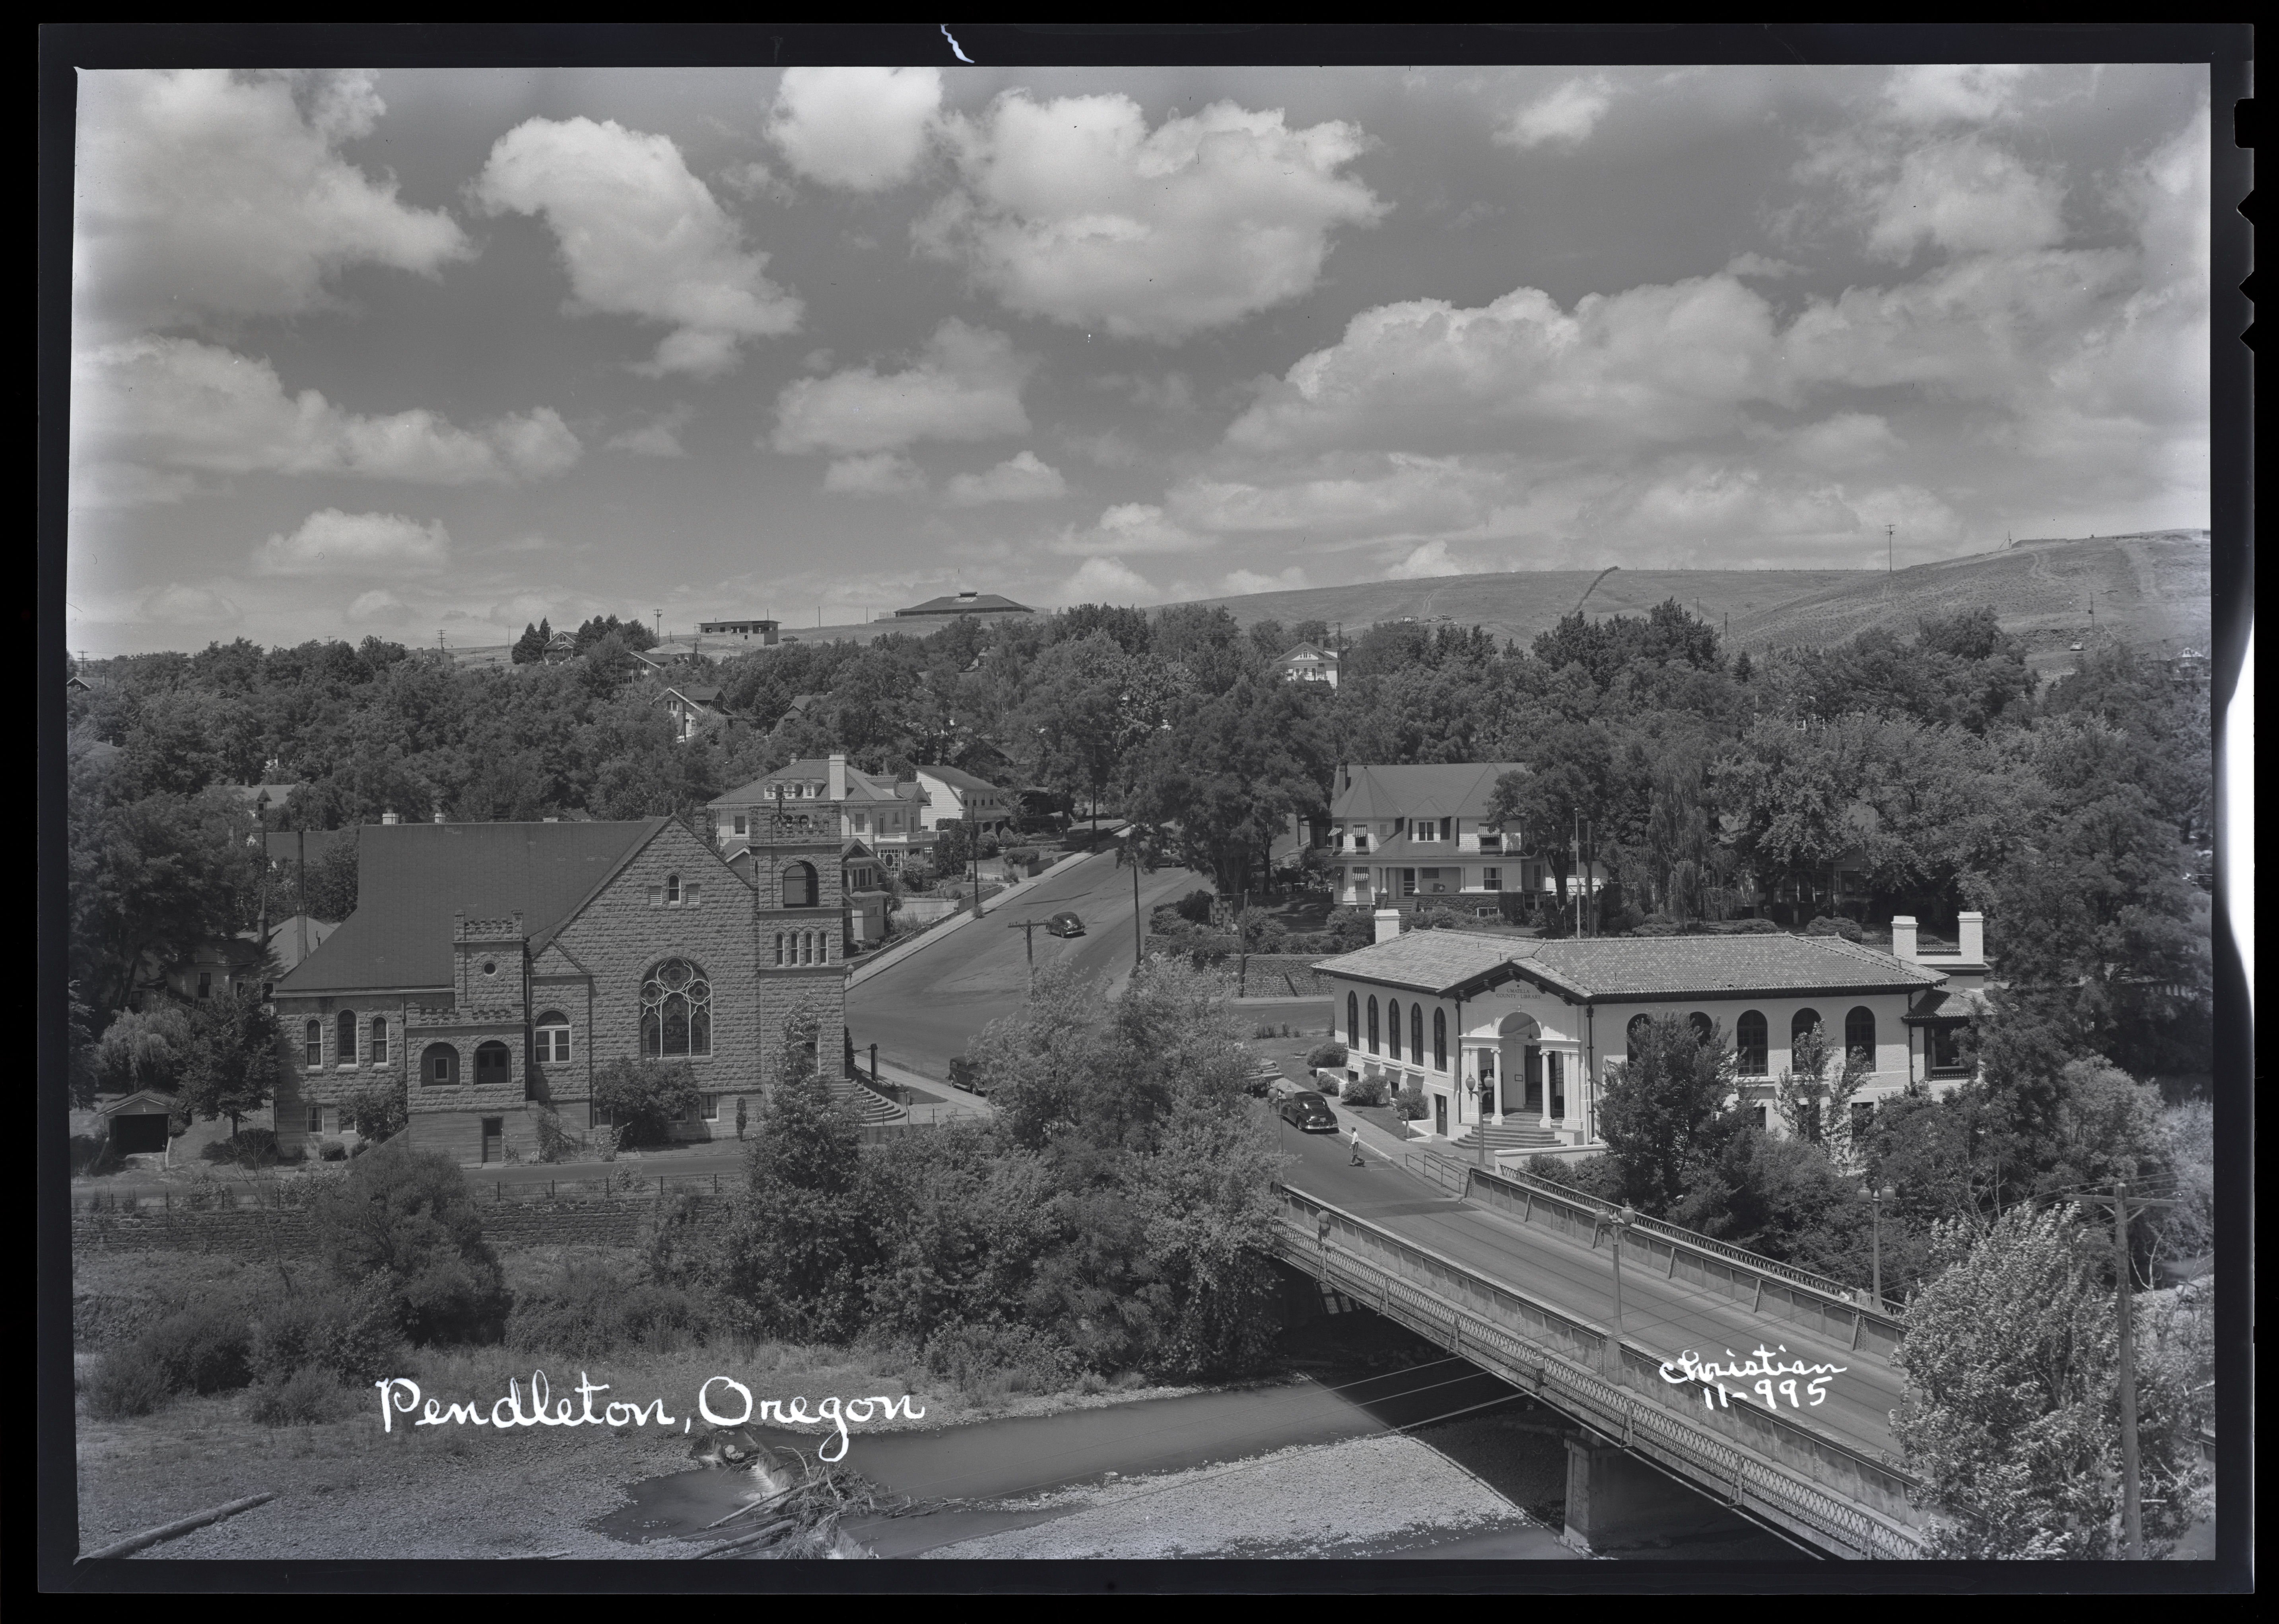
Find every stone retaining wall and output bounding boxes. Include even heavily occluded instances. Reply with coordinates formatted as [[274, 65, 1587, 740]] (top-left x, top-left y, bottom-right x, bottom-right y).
[[70, 1191, 737, 1258]]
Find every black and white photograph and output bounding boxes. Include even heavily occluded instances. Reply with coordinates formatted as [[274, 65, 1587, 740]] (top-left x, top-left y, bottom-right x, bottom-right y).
[[40, 25, 2250, 1590]]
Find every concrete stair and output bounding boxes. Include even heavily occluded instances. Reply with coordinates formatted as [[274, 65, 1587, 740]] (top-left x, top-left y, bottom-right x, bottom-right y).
[[1452, 1121, 1562, 1153], [832, 1075, 908, 1125]]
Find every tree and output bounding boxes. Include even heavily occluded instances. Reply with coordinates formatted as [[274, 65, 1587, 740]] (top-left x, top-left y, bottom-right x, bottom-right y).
[[94, 1000, 196, 1098], [1892, 1201, 2208, 1559], [1597, 1012, 1742, 1215], [933, 818, 975, 879], [341, 1076, 408, 1142], [178, 988, 284, 1136], [1773, 1019, 1870, 1159], [308, 1139, 510, 1344], [589, 1056, 700, 1146], [511, 622, 547, 665]]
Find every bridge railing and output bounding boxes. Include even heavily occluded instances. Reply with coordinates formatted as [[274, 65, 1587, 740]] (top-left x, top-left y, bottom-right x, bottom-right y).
[[1273, 1185, 1923, 1561], [1459, 1165, 1908, 1362]]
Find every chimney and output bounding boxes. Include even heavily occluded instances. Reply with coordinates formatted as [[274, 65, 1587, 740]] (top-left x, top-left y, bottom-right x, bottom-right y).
[[1889, 915, 1918, 963], [381, 810, 399, 825], [1340, 762, 1351, 794], [1374, 907, 1402, 946], [1957, 911, 1985, 964], [828, 752, 848, 802]]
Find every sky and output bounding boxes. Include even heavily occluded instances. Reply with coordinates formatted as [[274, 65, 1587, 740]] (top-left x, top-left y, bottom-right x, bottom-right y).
[[65, 61, 2213, 656]]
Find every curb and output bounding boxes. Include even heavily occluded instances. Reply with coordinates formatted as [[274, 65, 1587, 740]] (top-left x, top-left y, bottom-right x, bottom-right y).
[[847, 843, 1107, 989]]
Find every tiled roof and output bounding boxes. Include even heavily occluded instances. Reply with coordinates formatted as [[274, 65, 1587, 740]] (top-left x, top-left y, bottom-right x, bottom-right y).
[[1331, 763, 1527, 823], [709, 758, 901, 806], [275, 820, 664, 994], [1316, 930, 1944, 1000]]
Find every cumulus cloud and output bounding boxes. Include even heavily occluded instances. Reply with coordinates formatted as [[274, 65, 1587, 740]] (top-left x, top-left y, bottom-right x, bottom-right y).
[[1051, 503, 1212, 558], [606, 406, 694, 458], [71, 338, 583, 496], [1170, 455, 1497, 538], [1496, 76, 1617, 150], [474, 117, 802, 377], [72, 69, 468, 332], [1384, 540, 1469, 579], [772, 320, 1033, 455], [1779, 413, 1904, 472], [1227, 276, 1789, 457], [133, 581, 243, 625], [1053, 556, 1158, 606], [823, 453, 928, 496], [1867, 139, 2067, 260], [346, 588, 412, 625], [1881, 64, 2032, 127], [253, 509, 450, 575], [915, 93, 1385, 341], [945, 451, 1067, 506], [1724, 252, 1802, 280], [1220, 565, 1311, 596], [767, 67, 942, 191]]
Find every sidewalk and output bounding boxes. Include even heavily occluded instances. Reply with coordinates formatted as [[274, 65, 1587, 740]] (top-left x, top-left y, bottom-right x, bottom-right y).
[[1332, 1102, 1428, 1166], [868, 1055, 996, 1122]]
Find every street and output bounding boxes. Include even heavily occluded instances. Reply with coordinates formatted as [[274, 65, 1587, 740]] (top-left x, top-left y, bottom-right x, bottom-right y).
[[846, 846, 1205, 1080]]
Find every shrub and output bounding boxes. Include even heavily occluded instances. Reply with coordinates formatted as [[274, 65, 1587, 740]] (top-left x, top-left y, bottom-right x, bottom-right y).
[[1718, 915, 1782, 934], [317, 1139, 347, 1162], [1394, 1085, 1429, 1121], [505, 1260, 714, 1357], [134, 1300, 256, 1395], [1803, 913, 1865, 942], [201, 1127, 284, 1167], [1343, 1077, 1389, 1108], [923, 1321, 1082, 1396], [249, 1280, 404, 1387], [532, 1106, 580, 1163], [590, 1057, 699, 1147], [245, 1366, 355, 1426], [308, 1140, 510, 1346], [1305, 1041, 1349, 1070], [1172, 888, 1216, 926], [342, 1078, 408, 1142], [82, 1354, 174, 1420]]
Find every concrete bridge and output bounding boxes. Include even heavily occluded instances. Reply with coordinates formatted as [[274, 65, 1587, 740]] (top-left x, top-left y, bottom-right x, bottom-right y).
[[1272, 1141, 1925, 1559]]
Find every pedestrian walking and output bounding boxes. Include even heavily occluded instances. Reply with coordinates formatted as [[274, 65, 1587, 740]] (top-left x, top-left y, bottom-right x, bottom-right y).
[[1350, 1124, 1365, 1166]]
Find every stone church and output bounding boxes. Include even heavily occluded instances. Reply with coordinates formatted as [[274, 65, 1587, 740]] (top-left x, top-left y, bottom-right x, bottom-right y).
[[271, 800, 847, 1164]]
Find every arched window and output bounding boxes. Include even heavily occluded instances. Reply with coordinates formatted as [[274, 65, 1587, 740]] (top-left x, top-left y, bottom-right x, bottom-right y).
[[783, 861, 818, 909], [665, 872, 682, 905], [1387, 1000, 1402, 1062], [1626, 1013, 1653, 1062], [304, 1019, 322, 1070], [336, 1010, 357, 1066], [1845, 1006, 1877, 1068], [1791, 1008, 1824, 1066], [1411, 1004, 1424, 1065], [1366, 996, 1380, 1055], [1347, 992, 1360, 1049], [641, 959, 712, 1057], [371, 1015, 389, 1065], [1432, 1008, 1447, 1072], [1688, 1012, 1714, 1048], [534, 1011, 571, 1066], [421, 1043, 459, 1087], [1736, 1011, 1768, 1076], [474, 1040, 512, 1087]]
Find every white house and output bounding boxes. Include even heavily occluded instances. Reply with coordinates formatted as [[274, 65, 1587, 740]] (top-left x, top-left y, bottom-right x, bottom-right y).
[[1278, 643, 1341, 690], [709, 753, 936, 870], [914, 765, 1012, 835], [1314, 912, 1988, 1150]]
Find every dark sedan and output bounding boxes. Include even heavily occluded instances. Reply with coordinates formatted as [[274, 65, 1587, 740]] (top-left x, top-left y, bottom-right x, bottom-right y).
[[1045, 911, 1085, 938], [1277, 1090, 1339, 1133]]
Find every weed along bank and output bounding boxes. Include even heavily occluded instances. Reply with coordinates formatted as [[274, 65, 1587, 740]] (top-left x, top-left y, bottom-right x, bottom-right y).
[[269, 812, 848, 1165], [1315, 918, 1984, 1149]]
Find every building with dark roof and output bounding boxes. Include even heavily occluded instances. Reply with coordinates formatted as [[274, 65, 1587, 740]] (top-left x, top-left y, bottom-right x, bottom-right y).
[[1313, 910, 1987, 1154], [1327, 761, 1549, 917], [894, 590, 1034, 619], [270, 816, 847, 1165], [914, 764, 1011, 833], [709, 753, 935, 871], [660, 683, 729, 742]]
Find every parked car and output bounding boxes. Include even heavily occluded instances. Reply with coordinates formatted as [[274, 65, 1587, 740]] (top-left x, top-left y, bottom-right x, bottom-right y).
[[1278, 1090, 1339, 1133], [1045, 911, 1085, 938], [948, 1056, 989, 1096]]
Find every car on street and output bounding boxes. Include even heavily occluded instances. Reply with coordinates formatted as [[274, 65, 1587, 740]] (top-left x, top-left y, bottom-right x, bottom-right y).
[[1278, 1090, 1339, 1133], [1045, 910, 1085, 938], [948, 1056, 990, 1097]]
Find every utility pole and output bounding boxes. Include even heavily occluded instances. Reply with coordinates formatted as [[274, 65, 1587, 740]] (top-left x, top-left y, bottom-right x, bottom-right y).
[[1605, 1204, 1635, 1376], [2079, 1181, 2176, 1560], [1886, 523, 1896, 580], [1007, 918, 1043, 977]]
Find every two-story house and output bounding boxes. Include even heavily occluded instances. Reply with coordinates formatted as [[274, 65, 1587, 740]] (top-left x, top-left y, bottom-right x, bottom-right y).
[[1314, 910, 1988, 1150], [661, 684, 729, 744], [708, 754, 936, 871], [1328, 763, 1550, 917], [1278, 643, 1341, 690], [914, 765, 1012, 836]]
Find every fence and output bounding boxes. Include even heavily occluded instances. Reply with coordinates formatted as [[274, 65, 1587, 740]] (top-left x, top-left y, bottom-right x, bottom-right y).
[[1458, 1164, 1907, 1356], [1270, 1183, 1923, 1560]]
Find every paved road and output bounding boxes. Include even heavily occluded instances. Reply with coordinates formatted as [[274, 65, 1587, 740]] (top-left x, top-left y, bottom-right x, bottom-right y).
[[1275, 1117, 1905, 1462], [846, 848, 1203, 1079]]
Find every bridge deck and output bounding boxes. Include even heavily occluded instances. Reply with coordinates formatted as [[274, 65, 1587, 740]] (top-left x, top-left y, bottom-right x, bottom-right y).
[[1278, 1127, 1904, 1464]]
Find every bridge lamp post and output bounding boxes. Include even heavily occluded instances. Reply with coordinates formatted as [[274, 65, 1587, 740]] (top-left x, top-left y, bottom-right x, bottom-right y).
[[1463, 1073, 1486, 1169], [1606, 1204, 1636, 1377], [1869, 1184, 1894, 1309]]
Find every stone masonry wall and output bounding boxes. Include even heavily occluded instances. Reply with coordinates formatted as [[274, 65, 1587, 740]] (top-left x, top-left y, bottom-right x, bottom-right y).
[[71, 1191, 734, 1259]]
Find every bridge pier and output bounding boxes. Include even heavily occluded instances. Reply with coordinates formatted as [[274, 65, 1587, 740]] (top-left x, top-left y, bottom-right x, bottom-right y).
[[1562, 1438, 1740, 1553]]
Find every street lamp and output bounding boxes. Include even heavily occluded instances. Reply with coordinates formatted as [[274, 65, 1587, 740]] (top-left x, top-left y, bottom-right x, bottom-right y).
[[1606, 1204, 1636, 1376], [1869, 1184, 1894, 1309], [1463, 1073, 1486, 1169]]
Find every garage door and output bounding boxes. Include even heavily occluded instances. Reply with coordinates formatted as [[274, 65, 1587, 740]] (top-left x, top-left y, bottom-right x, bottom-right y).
[[110, 1113, 169, 1154]]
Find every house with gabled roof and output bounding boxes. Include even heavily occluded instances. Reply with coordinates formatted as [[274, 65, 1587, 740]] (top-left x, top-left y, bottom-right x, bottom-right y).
[[913, 763, 1011, 835], [1278, 643, 1341, 689], [1315, 911, 1985, 1154], [660, 682, 729, 742], [1328, 762, 1550, 917], [709, 753, 936, 870], [270, 816, 846, 1165]]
